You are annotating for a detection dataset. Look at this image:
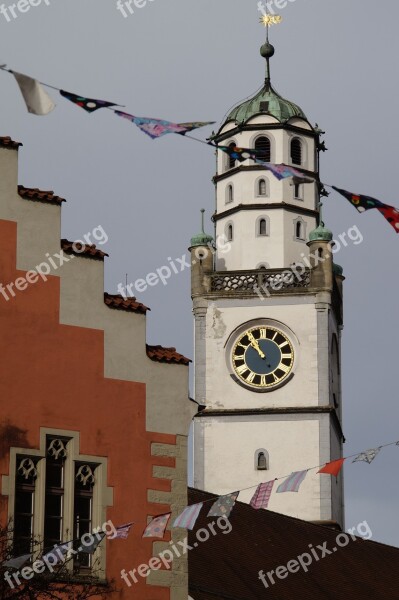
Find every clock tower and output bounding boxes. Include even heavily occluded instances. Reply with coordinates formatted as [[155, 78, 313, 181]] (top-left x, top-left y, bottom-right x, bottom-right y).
[[190, 32, 345, 527]]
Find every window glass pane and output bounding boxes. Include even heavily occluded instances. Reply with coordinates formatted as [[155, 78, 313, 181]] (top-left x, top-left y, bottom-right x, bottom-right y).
[[15, 490, 33, 515], [46, 462, 63, 488]]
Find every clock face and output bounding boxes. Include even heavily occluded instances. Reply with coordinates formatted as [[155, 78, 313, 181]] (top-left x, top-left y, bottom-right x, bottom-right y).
[[231, 326, 294, 390]]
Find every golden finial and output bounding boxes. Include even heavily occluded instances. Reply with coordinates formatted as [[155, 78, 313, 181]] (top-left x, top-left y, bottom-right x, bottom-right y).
[[259, 14, 282, 27]]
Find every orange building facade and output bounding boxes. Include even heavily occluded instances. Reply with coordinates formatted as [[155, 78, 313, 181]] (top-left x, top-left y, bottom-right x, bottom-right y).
[[0, 136, 195, 599]]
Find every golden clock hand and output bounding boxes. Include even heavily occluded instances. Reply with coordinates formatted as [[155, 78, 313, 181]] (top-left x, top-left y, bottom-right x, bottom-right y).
[[247, 332, 266, 359]]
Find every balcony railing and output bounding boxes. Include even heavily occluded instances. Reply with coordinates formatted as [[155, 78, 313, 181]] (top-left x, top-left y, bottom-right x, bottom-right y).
[[209, 268, 311, 294]]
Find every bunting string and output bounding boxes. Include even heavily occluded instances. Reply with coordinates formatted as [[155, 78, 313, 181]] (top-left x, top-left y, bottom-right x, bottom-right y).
[[1, 64, 399, 232]]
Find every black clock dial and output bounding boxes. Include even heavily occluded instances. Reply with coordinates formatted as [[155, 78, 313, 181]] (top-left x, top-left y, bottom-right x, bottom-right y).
[[232, 326, 294, 389]]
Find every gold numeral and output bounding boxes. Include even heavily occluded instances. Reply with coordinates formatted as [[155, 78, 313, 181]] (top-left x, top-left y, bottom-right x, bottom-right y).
[[236, 364, 248, 375], [260, 375, 267, 386], [246, 371, 256, 384], [281, 353, 292, 358], [278, 363, 291, 374], [259, 328, 266, 339]]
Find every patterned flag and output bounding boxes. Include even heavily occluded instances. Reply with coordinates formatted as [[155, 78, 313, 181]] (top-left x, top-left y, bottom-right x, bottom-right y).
[[13, 71, 55, 115], [331, 186, 384, 212], [276, 470, 308, 493], [2, 553, 32, 569], [80, 532, 106, 554], [42, 542, 71, 565], [318, 458, 345, 478], [255, 160, 313, 182], [60, 90, 119, 113], [173, 503, 203, 530], [114, 522, 134, 539], [207, 492, 239, 518], [377, 204, 399, 233], [142, 513, 171, 539], [217, 145, 258, 162], [250, 482, 274, 509], [352, 448, 382, 465], [115, 111, 213, 139]]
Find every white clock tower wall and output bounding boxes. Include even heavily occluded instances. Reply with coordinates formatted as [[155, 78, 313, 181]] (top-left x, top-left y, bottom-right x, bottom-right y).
[[190, 35, 345, 528]]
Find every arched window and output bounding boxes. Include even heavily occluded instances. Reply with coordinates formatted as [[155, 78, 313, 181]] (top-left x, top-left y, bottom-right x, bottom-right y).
[[255, 136, 271, 162], [227, 142, 237, 170], [259, 219, 267, 236], [227, 223, 233, 241], [226, 184, 234, 204], [255, 449, 269, 471], [291, 138, 302, 165], [256, 216, 269, 237], [257, 178, 267, 197], [294, 217, 306, 241], [296, 221, 303, 239], [294, 183, 302, 199]]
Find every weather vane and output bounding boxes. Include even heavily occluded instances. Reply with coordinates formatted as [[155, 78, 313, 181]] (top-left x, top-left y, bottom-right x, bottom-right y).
[[259, 11, 282, 42]]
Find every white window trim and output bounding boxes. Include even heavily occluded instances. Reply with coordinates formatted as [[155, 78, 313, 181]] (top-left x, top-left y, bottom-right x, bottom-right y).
[[250, 132, 275, 163], [289, 135, 307, 168]]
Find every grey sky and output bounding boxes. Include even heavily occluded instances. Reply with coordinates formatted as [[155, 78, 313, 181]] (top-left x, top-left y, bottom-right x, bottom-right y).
[[1, 0, 398, 546]]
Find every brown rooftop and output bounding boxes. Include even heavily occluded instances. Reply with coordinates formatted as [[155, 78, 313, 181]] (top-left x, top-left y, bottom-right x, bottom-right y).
[[104, 292, 149, 315], [61, 239, 108, 260], [188, 487, 399, 600], [146, 345, 191, 365], [0, 136, 22, 149], [19, 185, 65, 205]]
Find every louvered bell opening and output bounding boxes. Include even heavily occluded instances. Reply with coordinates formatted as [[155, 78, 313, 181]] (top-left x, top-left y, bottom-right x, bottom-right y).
[[255, 137, 271, 162]]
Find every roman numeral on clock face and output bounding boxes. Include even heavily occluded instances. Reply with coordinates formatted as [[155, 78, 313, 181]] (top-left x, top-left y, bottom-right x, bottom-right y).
[[246, 371, 256, 384]]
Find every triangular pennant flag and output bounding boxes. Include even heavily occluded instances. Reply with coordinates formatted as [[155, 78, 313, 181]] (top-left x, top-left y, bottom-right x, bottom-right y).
[[255, 160, 312, 182], [173, 503, 203, 530], [250, 481, 274, 509], [377, 204, 399, 233], [318, 458, 345, 477], [276, 470, 308, 493], [352, 448, 382, 465], [2, 553, 32, 569], [143, 513, 171, 539], [217, 144, 258, 162], [332, 186, 384, 213], [79, 532, 106, 554], [115, 111, 213, 139], [13, 71, 55, 116], [113, 522, 134, 539], [207, 492, 239, 518], [42, 542, 71, 565], [60, 90, 119, 113]]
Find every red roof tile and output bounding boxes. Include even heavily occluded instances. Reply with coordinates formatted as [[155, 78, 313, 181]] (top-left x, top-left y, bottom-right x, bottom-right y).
[[0, 136, 22, 149], [104, 292, 149, 315], [146, 345, 191, 365], [61, 239, 108, 260], [188, 488, 399, 600], [18, 185, 65, 205]]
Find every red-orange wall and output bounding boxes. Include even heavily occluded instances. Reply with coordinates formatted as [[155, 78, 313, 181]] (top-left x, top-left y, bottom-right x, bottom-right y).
[[0, 218, 176, 599]]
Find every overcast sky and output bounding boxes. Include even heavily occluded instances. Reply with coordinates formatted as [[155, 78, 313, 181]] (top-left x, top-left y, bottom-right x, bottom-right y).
[[1, 0, 399, 547]]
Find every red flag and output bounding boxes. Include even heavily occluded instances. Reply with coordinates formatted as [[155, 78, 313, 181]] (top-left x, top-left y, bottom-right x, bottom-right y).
[[318, 458, 345, 477]]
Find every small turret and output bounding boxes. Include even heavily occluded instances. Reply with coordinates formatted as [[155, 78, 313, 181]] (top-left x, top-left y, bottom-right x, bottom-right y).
[[307, 204, 334, 290], [189, 209, 214, 297]]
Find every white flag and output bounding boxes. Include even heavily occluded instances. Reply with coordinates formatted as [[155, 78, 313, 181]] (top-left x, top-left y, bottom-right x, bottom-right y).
[[13, 71, 55, 116]]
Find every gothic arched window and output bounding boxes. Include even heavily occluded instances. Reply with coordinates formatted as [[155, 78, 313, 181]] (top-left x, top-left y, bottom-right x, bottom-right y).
[[291, 138, 302, 165], [255, 136, 271, 162]]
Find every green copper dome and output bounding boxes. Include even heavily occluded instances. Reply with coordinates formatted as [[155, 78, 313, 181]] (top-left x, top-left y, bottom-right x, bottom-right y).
[[190, 209, 214, 247], [333, 263, 344, 276], [226, 42, 307, 125], [309, 224, 333, 242]]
